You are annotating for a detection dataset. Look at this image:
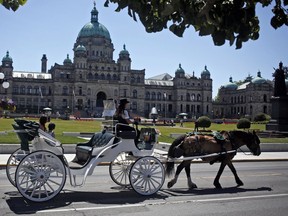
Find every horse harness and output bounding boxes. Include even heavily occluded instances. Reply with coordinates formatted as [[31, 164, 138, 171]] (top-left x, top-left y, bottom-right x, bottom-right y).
[[179, 132, 237, 163]]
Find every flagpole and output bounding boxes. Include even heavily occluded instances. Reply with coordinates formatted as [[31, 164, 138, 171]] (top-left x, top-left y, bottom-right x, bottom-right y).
[[38, 87, 43, 115]]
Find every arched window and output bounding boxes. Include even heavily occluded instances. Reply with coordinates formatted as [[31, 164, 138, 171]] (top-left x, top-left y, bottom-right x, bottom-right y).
[[27, 86, 33, 94], [146, 92, 150, 100], [113, 74, 117, 80], [186, 93, 190, 101], [20, 85, 26, 94], [87, 72, 93, 79], [263, 105, 267, 114], [131, 76, 135, 83], [137, 76, 141, 83], [157, 92, 162, 100], [94, 73, 99, 79], [263, 94, 267, 102], [107, 73, 111, 80], [101, 73, 105, 80], [197, 94, 201, 101], [62, 86, 68, 95], [151, 92, 156, 100], [191, 94, 195, 101], [133, 90, 137, 98]]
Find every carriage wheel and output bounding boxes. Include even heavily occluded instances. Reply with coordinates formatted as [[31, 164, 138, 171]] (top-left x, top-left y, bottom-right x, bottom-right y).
[[6, 148, 29, 187], [15, 150, 66, 202], [109, 152, 135, 186], [129, 156, 165, 196]]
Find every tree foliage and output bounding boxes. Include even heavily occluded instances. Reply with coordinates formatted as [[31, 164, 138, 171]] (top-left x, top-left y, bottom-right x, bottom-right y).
[[1, 0, 288, 49], [237, 118, 251, 129], [254, 112, 271, 121], [197, 116, 211, 129]]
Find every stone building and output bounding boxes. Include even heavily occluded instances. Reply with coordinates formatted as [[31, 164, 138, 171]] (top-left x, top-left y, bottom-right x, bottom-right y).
[[212, 72, 274, 120], [0, 4, 212, 119]]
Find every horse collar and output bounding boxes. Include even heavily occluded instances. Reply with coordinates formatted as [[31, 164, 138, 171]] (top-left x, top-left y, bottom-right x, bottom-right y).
[[227, 132, 237, 150]]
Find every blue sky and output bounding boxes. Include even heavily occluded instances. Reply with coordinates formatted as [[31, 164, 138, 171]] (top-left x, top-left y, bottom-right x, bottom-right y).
[[1, 0, 287, 98]]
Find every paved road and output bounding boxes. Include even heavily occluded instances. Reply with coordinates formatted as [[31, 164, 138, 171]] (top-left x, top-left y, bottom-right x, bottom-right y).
[[1, 161, 288, 216]]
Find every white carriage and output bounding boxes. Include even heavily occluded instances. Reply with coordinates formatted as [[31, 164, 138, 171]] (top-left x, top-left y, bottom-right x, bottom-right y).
[[6, 119, 165, 202]]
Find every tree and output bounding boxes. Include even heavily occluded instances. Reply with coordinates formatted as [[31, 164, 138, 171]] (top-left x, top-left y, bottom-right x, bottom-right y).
[[254, 112, 271, 121], [1, 0, 288, 49], [237, 118, 251, 129], [197, 116, 211, 130]]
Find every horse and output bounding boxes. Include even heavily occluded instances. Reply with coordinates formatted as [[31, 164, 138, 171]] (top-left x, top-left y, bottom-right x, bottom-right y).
[[165, 130, 261, 189]]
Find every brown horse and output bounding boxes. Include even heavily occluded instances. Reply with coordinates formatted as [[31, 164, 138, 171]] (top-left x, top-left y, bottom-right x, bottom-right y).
[[165, 130, 261, 189]]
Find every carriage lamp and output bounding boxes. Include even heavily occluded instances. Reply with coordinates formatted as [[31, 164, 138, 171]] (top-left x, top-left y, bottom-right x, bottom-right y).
[[0, 72, 10, 88]]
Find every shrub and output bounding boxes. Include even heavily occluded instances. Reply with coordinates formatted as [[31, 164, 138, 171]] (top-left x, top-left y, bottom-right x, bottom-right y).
[[237, 118, 251, 129], [197, 116, 211, 129], [254, 113, 271, 122]]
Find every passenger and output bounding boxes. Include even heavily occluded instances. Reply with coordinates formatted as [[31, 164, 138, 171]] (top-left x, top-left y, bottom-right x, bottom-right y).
[[39, 116, 48, 131], [114, 99, 140, 141], [48, 122, 56, 138], [114, 99, 134, 128]]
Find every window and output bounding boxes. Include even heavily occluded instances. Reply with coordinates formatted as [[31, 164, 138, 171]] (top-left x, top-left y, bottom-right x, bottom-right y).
[[26, 86, 32, 94], [62, 86, 68, 95], [87, 73, 93, 79], [133, 90, 137, 98], [151, 92, 156, 100], [146, 92, 150, 100]]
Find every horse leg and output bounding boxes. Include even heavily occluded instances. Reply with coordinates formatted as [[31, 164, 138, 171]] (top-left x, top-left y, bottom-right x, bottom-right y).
[[167, 161, 185, 188], [213, 161, 227, 189], [184, 160, 197, 189], [227, 160, 244, 187]]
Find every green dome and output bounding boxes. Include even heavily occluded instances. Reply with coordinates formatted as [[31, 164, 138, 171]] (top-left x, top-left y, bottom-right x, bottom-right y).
[[63, 54, 72, 65], [251, 71, 266, 84], [77, 5, 110, 40], [201, 65, 210, 75], [222, 77, 238, 90], [2, 51, 12, 62], [75, 45, 86, 52], [175, 64, 185, 73], [120, 44, 129, 55]]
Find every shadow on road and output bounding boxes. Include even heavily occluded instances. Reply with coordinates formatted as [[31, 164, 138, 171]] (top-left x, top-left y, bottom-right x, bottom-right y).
[[4, 188, 168, 214], [162, 186, 272, 196]]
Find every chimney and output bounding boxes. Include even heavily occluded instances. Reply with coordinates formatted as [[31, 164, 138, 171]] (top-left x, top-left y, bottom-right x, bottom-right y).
[[41, 54, 47, 73]]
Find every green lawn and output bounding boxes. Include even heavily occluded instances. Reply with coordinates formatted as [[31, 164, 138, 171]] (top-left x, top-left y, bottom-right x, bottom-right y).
[[0, 118, 287, 144]]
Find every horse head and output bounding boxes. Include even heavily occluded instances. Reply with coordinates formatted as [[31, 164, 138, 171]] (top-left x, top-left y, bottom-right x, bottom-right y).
[[245, 131, 261, 156]]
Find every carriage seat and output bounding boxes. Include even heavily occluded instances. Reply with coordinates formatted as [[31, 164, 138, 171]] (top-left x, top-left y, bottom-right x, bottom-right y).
[[74, 131, 116, 163]]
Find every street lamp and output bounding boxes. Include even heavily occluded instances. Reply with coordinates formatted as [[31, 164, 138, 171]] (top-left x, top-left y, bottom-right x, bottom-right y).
[[0, 72, 9, 89]]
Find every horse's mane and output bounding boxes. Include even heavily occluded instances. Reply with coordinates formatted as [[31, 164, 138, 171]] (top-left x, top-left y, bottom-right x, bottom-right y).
[[228, 130, 256, 145]]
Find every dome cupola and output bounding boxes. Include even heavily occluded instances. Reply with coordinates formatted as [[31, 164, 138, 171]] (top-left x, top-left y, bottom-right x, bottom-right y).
[[63, 54, 72, 65], [77, 2, 110, 40], [222, 77, 238, 90], [175, 64, 185, 78], [1, 51, 13, 67], [251, 71, 267, 84], [201, 65, 211, 79]]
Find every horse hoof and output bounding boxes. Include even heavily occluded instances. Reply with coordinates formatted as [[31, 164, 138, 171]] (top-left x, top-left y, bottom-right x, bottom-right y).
[[189, 182, 198, 189], [214, 183, 222, 189], [167, 181, 174, 188], [237, 181, 244, 187]]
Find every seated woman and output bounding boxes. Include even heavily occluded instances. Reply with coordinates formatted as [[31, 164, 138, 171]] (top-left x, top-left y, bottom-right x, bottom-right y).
[[113, 99, 140, 140]]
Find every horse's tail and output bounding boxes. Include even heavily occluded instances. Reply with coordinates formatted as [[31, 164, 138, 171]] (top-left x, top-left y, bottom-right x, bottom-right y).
[[165, 134, 186, 177]]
